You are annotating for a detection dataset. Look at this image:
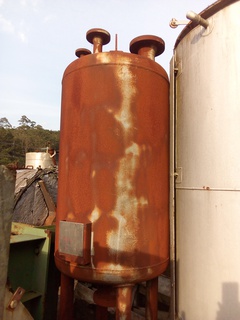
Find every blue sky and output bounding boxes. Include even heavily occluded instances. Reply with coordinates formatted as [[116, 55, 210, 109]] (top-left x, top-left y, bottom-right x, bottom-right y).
[[0, 0, 211, 130]]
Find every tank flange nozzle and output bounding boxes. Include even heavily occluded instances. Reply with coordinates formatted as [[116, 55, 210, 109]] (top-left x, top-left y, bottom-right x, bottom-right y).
[[86, 28, 111, 53], [129, 35, 165, 61]]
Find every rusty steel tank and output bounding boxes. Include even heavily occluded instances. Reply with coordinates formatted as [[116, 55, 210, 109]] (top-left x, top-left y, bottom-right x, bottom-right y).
[[55, 28, 169, 319]]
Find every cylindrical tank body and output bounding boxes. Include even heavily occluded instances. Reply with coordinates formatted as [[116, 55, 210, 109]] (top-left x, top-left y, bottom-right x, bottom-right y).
[[174, 0, 240, 319], [25, 151, 55, 169], [55, 40, 169, 285]]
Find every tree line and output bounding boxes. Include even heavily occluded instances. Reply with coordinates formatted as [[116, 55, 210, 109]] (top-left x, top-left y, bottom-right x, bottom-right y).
[[0, 116, 60, 168]]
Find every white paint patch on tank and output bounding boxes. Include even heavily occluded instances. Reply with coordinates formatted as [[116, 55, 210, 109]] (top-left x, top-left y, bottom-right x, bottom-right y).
[[107, 143, 148, 262], [114, 64, 136, 132], [107, 63, 140, 257], [95, 272, 124, 284], [107, 142, 140, 255], [88, 205, 101, 223], [147, 268, 153, 275], [107, 263, 125, 271], [95, 53, 112, 64], [138, 196, 148, 207]]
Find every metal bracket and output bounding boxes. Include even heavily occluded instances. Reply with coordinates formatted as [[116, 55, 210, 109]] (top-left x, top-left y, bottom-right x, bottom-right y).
[[169, 18, 189, 29], [170, 11, 209, 30], [175, 167, 182, 184], [38, 180, 56, 225], [7, 287, 25, 310]]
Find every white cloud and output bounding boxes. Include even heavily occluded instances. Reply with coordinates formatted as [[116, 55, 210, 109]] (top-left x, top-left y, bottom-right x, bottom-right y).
[[0, 14, 15, 34], [20, 0, 40, 11], [18, 31, 28, 43], [20, 0, 31, 6], [43, 13, 57, 23], [0, 15, 28, 43], [0, 13, 28, 43], [20, 0, 27, 6]]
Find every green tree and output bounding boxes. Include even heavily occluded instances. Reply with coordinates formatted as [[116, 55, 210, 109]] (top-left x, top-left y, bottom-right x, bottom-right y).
[[0, 117, 12, 128], [0, 128, 15, 165], [18, 115, 36, 129], [0, 115, 60, 167]]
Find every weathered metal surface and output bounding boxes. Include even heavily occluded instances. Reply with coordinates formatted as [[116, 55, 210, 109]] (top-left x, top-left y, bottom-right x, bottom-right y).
[[25, 151, 55, 169], [130, 35, 165, 60], [169, 57, 176, 320], [116, 286, 134, 320], [95, 306, 108, 320], [55, 31, 169, 288], [93, 287, 116, 307], [146, 277, 158, 319], [38, 180, 56, 225], [3, 287, 33, 320], [14, 169, 38, 194], [6, 287, 25, 310], [8, 222, 59, 320], [174, 0, 240, 48], [75, 48, 91, 58], [86, 28, 110, 53], [0, 165, 16, 319], [13, 168, 57, 226], [58, 274, 74, 320], [174, 1, 240, 319], [59, 221, 91, 264]]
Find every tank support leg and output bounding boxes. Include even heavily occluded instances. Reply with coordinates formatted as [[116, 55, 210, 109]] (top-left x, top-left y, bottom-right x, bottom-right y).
[[116, 285, 133, 320], [96, 305, 108, 320], [146, 277, 158, 320], [58, 273, 74, 320]]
